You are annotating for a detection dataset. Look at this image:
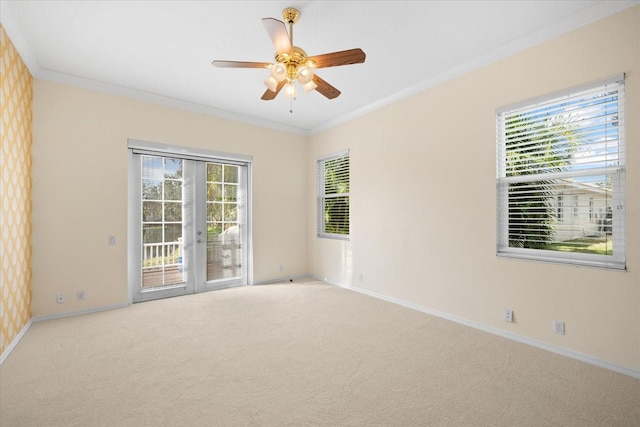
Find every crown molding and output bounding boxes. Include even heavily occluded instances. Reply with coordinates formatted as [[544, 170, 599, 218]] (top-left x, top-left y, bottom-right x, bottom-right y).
[[38, 68, 311, 136]]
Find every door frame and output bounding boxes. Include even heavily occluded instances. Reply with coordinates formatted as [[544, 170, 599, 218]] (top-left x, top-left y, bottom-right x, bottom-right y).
[[127, 139, 253, 304], [194, 161, 249, 292]]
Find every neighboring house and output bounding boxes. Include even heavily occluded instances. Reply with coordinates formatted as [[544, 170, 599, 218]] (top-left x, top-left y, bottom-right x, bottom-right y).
[[553, 180, 611, 241]]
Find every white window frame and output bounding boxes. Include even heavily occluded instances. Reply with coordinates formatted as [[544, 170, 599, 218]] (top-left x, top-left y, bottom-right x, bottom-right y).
[[496, 75, 626, 270], [317, 150, 350, 240]]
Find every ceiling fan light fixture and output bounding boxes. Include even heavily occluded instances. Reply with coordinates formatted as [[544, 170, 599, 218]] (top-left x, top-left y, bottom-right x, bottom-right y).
[[284, 82, 297, 98], [264, 76, 278, 92], [270, 62, 287, 81], [302, 80, 318, 93], [296, 65, 314, 84]]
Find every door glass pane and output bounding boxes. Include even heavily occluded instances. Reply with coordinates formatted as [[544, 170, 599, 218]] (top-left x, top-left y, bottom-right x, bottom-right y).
[[143, 179, 162, 199], [141, 156, 184, 288], [142, 201, 162, 222], [164, 202, 182, 222], [207, 163, 222, 182], [206, 163, 242, 281], [207, 182, 222, 201], [164, 180, 182, 200], [224, 184, 237, 201], [207, 202, 222, 221], [224, 203, 237, 221]]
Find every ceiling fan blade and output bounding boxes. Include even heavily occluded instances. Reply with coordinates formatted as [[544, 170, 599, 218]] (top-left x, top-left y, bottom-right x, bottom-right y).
[[212, 60, 271, 68], [308, 48, 366, 69], [312, 75, 341, 99], [261, 80, 286, 100], [262, 18, 291, 54]]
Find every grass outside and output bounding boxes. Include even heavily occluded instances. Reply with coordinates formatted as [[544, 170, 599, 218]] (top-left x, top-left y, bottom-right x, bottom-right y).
[[544, 237, 612, 255]]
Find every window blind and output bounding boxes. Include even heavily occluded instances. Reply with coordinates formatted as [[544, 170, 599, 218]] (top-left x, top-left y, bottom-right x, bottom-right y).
[[317, 151, 350, 239], [496, 75, 625, 269]]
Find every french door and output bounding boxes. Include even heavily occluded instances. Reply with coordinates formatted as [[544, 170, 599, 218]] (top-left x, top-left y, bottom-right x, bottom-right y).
[[128, 143, 251, 303]]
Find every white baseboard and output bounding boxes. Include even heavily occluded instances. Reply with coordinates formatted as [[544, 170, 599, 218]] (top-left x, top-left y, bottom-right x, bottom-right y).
[[31, 303, 130, 323], [321, 280, 640, 379], [0, 319, 33, 366], [252, 274, 311, 286]]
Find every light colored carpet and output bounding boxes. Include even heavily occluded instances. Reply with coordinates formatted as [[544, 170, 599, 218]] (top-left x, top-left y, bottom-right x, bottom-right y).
[[1, 281, 639, 426]]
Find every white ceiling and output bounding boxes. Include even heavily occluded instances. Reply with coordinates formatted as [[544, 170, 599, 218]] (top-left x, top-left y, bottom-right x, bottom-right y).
[[2, 0, 637, 135]]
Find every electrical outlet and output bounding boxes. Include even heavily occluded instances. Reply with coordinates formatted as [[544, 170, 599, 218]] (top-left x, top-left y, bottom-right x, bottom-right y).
[[504, 309, 513, 322], [56, 294, 65, 304], [554, 320, 565, 335], [77, 291, 85, 301]]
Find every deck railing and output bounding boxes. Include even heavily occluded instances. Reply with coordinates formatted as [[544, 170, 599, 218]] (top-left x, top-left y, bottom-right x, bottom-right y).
[[143, 241, 182, 267]]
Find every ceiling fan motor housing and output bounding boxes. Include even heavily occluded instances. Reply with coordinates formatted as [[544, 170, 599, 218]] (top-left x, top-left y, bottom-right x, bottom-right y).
[[275, 46, 315, 81]]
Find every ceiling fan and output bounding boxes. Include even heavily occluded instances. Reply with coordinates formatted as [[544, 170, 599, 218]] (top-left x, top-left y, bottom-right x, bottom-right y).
[[212, 7, 366, 101]]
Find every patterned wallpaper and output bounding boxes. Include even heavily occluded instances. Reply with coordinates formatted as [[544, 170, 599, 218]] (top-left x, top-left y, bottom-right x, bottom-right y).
[[0, 25, 33, 356]]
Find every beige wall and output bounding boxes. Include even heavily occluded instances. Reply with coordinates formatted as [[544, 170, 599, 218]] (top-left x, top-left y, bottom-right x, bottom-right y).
[[32, 80, 308, 317], [0, 25, 33, 356], [308, 7, 640, 372]]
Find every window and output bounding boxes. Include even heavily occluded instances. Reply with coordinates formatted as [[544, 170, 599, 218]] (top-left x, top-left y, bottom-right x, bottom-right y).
[[496, 75, 625, 269], [557, 193, 564, 222], [317, 151, 350, 239]]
